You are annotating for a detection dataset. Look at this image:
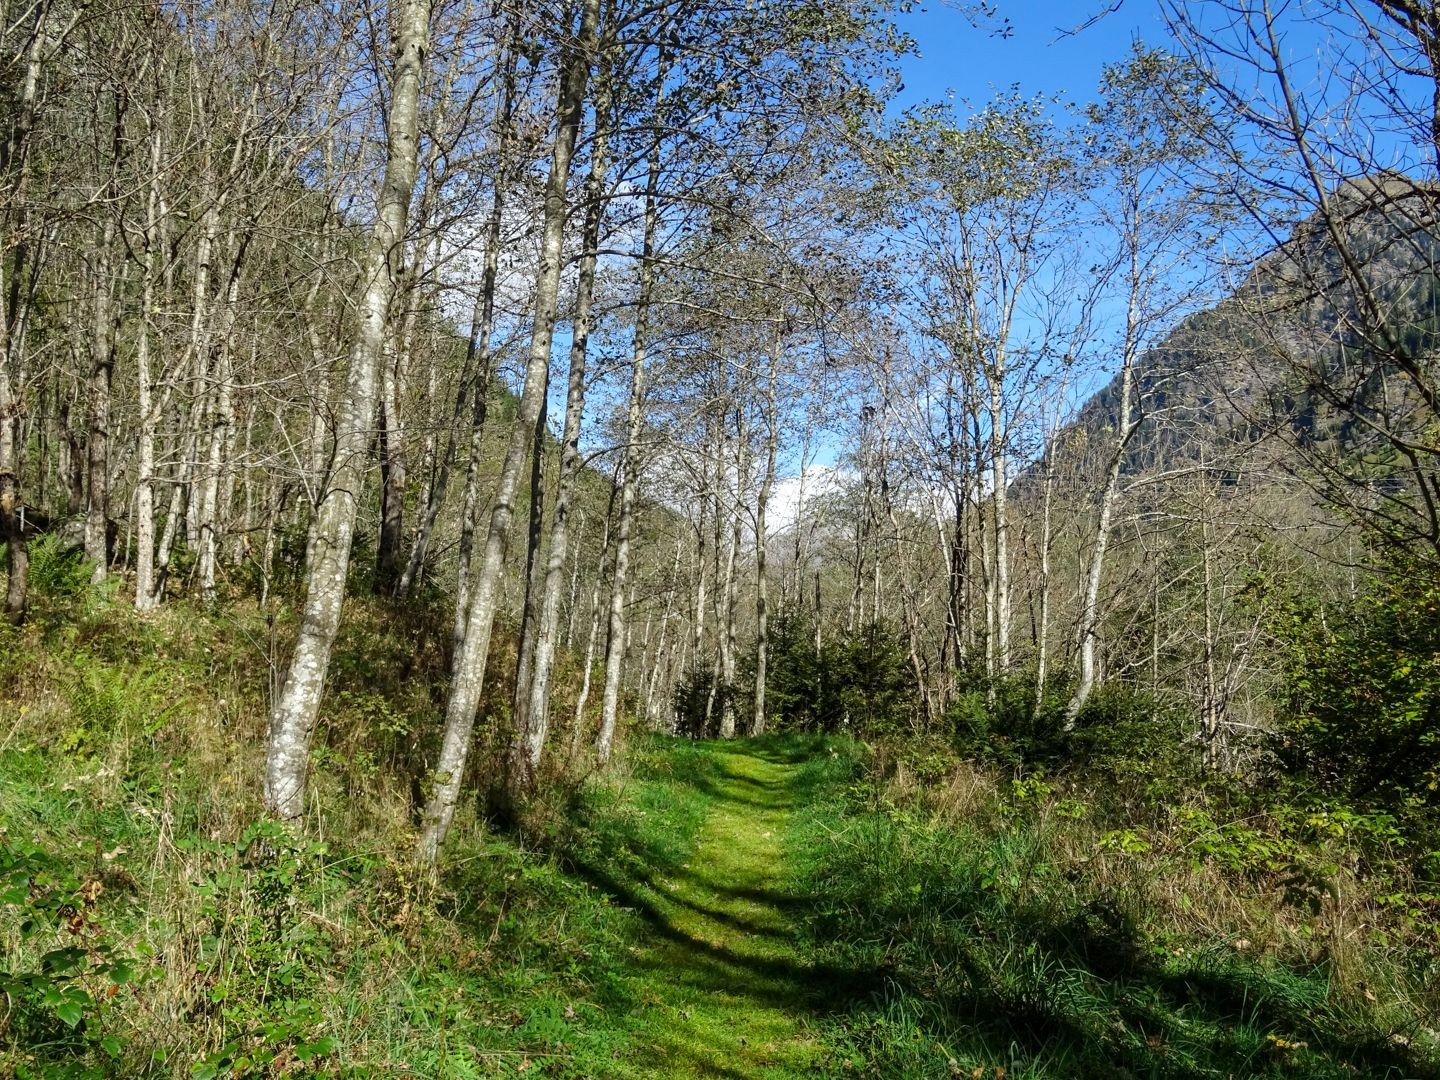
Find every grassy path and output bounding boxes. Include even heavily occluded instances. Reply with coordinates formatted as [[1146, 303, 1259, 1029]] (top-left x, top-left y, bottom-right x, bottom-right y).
[[598, 741, 830, 1078]]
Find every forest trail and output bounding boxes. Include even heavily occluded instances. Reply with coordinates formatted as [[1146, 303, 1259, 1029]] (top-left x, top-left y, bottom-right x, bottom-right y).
[[601, 743, 829, 1078]]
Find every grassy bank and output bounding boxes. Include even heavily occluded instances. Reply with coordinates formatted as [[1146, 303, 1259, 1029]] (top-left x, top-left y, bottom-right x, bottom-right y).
[[0, 567, 729, 1078], [791, 745, 1440, 1079], [5, 563, 1439, 1078]]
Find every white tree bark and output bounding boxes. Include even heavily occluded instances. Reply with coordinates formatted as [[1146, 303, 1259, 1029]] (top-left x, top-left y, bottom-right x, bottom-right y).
[[510, 93, 611, 793], [134, 118, 164, 613], [986, 359, 1010, 671], [418, 0, 600, 862], [596, 87, 661, 764], [85, 211, 117, 582], [0, 3, 50, 623], [263, 0, 432, 820], [1064, 263, 1142, 728], [442, 17, 522, 636], [752, 355, 779, 736], [596, 359, 646, 763]]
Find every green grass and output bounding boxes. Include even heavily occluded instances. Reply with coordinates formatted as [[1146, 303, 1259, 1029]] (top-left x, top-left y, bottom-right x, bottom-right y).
[[789, 760, 1440, 1079], [558, 737, 861, 1078], [0, 588, 854, 1080], [4, 579, 1438, 1078]]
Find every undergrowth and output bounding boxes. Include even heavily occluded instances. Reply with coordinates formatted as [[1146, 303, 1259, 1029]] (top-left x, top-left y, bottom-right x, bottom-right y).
[[0, 557, 720, 1078], [7, 548, 1440, 1079], [790, 745, 1440, 1079]]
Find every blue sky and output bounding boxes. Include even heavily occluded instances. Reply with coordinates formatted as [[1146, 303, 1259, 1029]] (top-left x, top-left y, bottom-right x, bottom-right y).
[[889, 1, 1165, 115]]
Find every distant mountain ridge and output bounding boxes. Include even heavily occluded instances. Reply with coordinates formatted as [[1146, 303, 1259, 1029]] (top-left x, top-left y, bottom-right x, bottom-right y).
[[1061, 176, 1440, 484]]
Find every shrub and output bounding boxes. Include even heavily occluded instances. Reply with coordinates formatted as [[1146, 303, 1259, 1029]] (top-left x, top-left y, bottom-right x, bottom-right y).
[[753, 615, 916, 737], [945, 667, 1070, 768], [1268, 553, 1440, 836]]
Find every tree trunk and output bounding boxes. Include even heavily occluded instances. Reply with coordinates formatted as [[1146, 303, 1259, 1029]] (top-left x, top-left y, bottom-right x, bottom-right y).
[[419, 0, 600, 862], [197, 241, 245, 604], [646, 536, 682, 726], [134, 118, 164, 613], [263, 0, 431, 821], [85, 214, 118, 581], [596, 78, 662, 765], [376, 340, 407, 592], [596, 355, 646, 764], [509, 389, 549, 754], [717, 450, 741, 739], [987, 366, 1010, 671], [0, 4, 50, 623], [1033, 439, 1056, 717], [508, 91, 611, 795], [752, 355, 779, 736], [443, 17, 522, 632], [1064, 305, 1140, 728]]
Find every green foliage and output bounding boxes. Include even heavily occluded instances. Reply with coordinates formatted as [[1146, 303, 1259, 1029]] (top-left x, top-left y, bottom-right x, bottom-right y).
[[671, 666, 735, 739], [792, 768, 1440, 1079], [756, 614, 916, 736], [18, 533, 120, 623], [944, 667, 1068, 767], [25, 535, 95, 602], [1268, 556, 1440, 837], [182, 820, 342, 1078], [0, 834, 158, 1077], [1067, 684, 1199, 799], [943, 670, 1199, 802]]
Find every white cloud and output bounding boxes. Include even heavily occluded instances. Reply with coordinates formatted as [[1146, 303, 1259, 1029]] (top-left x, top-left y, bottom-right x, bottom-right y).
[[766, 465, 851, 537]]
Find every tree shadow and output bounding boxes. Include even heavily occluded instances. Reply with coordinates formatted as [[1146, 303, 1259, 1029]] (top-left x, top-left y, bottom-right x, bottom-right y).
[[563, 825, 883, 1017], [820, 878, 1435, 1079]]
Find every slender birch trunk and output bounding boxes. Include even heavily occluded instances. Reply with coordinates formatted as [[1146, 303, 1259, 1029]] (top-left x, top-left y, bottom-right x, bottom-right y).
[[0, 4, 48, 623], [1199, 502, 1221, 769], [509, 83, 612, 793], [376, 339, 408, 591], [441, 15, 522, 629], [752, 354, 779, 736], [703, 432, 726, 734], [85, 213, 118, 581], [419, 0, 600, 861], [986, 360, 1010, 671], [198, 241, 246, 604], [646, 536, 682, 726], [691, 455, 710, 673], [134, 118, 164, 612], [713, 521, 739, 735], [263, 0, 431, 820], [564, 511, 585, 648], [596, 352, 646, 764], [717, 455, 741, 739], [1064, 289, 1141, 728], [572, 479, 615, 741], [596, 145, 661, 762], [1033, 447, 1055, 717], [509, 390, 549, 746], [378, 230, 434, 592]]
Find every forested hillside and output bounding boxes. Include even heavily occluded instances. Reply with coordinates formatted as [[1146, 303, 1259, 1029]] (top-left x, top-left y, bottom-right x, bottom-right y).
[[4, 0, 1440, 1076]]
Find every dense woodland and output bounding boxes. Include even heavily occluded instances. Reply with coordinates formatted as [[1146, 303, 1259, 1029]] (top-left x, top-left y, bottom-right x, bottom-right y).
[[4, 0, 1440, 1076]]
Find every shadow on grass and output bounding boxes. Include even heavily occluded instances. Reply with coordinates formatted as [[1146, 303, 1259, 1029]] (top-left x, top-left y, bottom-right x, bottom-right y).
[[568, 753, 882, 1011], [445, 735, 1436, 1078], [810, 848, 1435, 1079]]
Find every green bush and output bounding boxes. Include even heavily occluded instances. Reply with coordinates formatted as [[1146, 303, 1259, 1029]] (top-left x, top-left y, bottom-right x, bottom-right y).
[[1068, 683, 1199, 799], [671, 665, 735, 739], [1268, 553, 1440, 836], [0, 833, 159, 1076], [753, 615, 916, 737], [944, 667, 1070, 767]]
